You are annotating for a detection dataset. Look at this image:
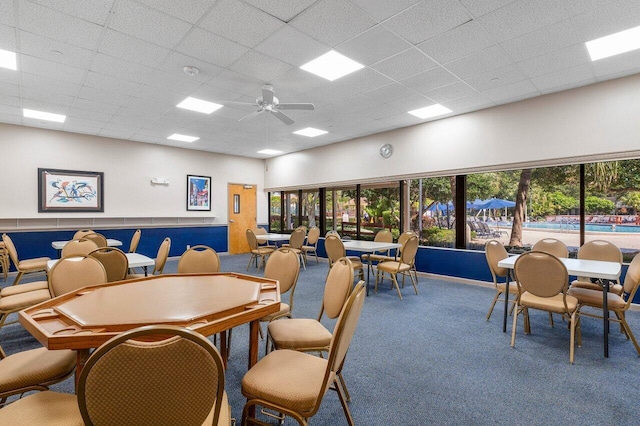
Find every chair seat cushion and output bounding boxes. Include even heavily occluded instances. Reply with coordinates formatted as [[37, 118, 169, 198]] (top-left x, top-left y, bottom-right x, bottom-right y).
[[0, 289, 51, 311], [0, 391, 82, 425], [203, 391, 231, 426], [302, 245, 316, 252], [0, 348, 76, 393], [497, 281, 519, 295], [520, 292, 578, 313], [268, 318, 332, 350], [361, 253, 391, 262], [346, 256, 363, 269], [571, 280, 623, 295], [261, 302, 290, 322], [252, 247, 275, 255], [242, 349, 331, 415], [567, 287, 626, 309], [17, 257, 50, 272], [377, 261, 411, 273], [0, 281, 49, 297]]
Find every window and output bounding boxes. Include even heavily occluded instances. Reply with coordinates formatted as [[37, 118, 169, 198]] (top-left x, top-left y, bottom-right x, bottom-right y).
[[411, 177, 455, 247]]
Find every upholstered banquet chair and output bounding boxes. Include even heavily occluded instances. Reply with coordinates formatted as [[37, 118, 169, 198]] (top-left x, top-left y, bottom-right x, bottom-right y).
[[61, 238, 99, 257], [82, 232, 107, 248], [324, 234, 364, 282], [532, 238, 569, 258], [0, 325, 231, 426], [571, 240, 623, 295], [253, 226, 274, 248], [88, 247, 129, 282], [128, 229, 141, 253], [246, 229, 274, 272], [484, 240, 519, 321], [129, 237, 171, 278], [48, 255, 108, 297], [301, 226, 321, 264], [375, 234, 419, 300], [360, 228, 393, 265], [73, 229, 94, 239], [568, 252, 640, 355], [286, 226, 307, 269], [1, 233, 50, 286], [0, 241, 9, 281], [177, 245, 220, 273], [511, 251, 579, 363], [242, 282, 365, 426]]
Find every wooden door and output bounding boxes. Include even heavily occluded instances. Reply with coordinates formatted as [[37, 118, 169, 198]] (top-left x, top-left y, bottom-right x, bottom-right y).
[[228, 183, 257, 254]]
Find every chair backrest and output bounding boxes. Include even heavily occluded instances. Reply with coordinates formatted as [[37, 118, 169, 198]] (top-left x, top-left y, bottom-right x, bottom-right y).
[[73, 229, 94, 239], [325, 230, 340, 238], [321, 257, 354, 320], [577, 240, 622, 263], [397, 231, 415, 246], [374, 229, 393, 243], [49, 255, 108, 297], [324, 234, 345, 265], [400, 235, 419, 264], [128, 229, 141, 253], [253, 227, 269, 246], [62, 238, 99, 257], [306, 226, 321, 245], [177, 245, 220, 273], [532, 238, 569, 258], [264, 248, 300, 297], [288, 227, 306, 249], [1, 234, 19, 266], [83, 233, 108, 248], [246, 229, 259, 250], [514, 251, 568, 298], [622, 253, 640, 299], [485, 239, 509, 281], [89, 247, 129, 282], [77, 325, 225, 426], [153, 238, 171, 274]]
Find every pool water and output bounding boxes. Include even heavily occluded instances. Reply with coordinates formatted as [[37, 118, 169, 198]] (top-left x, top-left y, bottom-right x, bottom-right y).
[[523, 222, 640, 233]]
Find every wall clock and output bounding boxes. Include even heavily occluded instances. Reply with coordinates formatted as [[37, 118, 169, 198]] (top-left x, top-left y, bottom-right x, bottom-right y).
[[379, 143, 393, 159]]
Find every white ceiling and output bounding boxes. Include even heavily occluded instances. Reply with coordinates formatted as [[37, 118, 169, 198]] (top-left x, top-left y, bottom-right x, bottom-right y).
[[1, 0, 640, 158]]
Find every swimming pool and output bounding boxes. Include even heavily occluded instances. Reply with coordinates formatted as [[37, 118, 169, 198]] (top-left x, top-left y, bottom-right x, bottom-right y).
[[523, 222, 640, 233]]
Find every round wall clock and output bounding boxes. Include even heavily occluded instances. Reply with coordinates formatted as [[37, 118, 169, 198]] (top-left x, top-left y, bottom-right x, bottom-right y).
[[379, 143, 393, 159]]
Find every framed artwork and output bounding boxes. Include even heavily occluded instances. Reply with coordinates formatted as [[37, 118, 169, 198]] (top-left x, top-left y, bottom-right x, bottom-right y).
[[187, 175, 211, 211], [38, 168, 104, 212]]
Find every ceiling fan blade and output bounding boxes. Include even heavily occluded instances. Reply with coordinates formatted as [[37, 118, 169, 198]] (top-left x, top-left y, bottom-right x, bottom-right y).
[[271, 110, 294, 125], [224, 100, 258, 107], [238, 110, 263, 122], [277, 103, 315, 111], [262, 85, 274, 104]]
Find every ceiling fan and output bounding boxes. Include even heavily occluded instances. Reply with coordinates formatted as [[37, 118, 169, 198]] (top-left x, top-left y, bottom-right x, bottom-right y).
[[228, 84, 315, 125]]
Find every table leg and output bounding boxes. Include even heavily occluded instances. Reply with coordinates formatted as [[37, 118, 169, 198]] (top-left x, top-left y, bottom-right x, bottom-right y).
[[603, 281, 609, 358], [247, 320, 260, 419], [74, 349, 91, 390], [143, 266, 148, 277], [503, 272, 510, 333], [366, 256, 372, 296]]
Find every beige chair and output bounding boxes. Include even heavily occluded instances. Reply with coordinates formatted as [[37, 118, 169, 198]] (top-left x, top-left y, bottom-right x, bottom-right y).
[[571, 240, 623, 294], [128, 229, 141, 253], [324, 234, 364, 282], [242, 282, 366, 426], [253, 226, 274, 248], [0, 344, 76, 407], [246, 229, 274, 272], [301, 226, 321, 264], [129, 237, 171, 278], [511, 251, 579, 363], [325, 230, 340, 238], [88, 247, 129, 282], [82, 232, 107, 248], [2, 234, 50, 286], [61, 238, 99, 257], [0, 241, 9, 281], [287, 226, 307, 270], [532, 238, 569, 258], [73, 229, 94, 239], [0, 325, 230, 426], [360, 228, 393, 265], [568, 253, 640, 356], [484, 239, 519, 321], [375, 234, 419, 300], [0, 284, 52, 335], [177, 245, 220, 273], [48, 255, 108, 297]]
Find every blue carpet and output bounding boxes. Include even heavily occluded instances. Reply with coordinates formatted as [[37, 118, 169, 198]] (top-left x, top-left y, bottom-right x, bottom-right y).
[[2, 254, 639, 425]]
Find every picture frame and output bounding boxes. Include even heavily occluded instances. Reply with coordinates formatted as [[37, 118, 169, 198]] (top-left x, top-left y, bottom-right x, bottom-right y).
[[187, 175, 211, 211], [38, 168, 104, 213]]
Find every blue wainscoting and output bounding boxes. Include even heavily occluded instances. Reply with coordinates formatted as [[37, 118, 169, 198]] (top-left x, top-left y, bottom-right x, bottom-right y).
[[2, 225, 229, 269]]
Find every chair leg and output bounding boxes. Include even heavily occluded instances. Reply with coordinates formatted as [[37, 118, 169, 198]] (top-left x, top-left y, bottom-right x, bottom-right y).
[[511, 304, 519, 347], [246, 254, 255, 271], [569, 311, 576, 364], [548, 312, 554, 328], [408, 270, 418, 295], [333, 377, 355, 426], [486, 292, 500, 321], [12, 271, 24, 286], [337, 372, 351, 402], [618, 312, 640, 356], [390, 273, 403, 300]]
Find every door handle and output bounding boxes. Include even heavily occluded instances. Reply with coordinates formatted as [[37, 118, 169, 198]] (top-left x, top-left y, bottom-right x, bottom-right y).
[[229, 219, 236, 223]]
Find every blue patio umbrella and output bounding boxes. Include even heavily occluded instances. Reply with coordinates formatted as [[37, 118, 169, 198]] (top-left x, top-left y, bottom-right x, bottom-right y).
[[478, 198, 515, 210], [425, 201, 454, 213]]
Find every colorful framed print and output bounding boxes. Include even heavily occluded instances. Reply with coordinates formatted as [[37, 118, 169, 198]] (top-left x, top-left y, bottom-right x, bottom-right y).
[[187, 175, 211, 211], [38, 168, 104, 212]]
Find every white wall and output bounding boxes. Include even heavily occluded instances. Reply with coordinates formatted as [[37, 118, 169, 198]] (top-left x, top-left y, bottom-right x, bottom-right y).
[[0, 124, 267, 224], [265, 74, 640, 190]]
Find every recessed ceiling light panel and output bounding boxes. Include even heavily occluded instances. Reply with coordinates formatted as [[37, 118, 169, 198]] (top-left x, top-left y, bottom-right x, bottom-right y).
[[300, 50, 364, 81], [408, 104, 452, 120], [257, 149, 283, 155], [168, 133, 199, 143], [0, 49, 17, 70], [586, 25, 640, 61], [23, 108, 66, 123], [176, 97, 223, 114], [293, 127, 328, 137]]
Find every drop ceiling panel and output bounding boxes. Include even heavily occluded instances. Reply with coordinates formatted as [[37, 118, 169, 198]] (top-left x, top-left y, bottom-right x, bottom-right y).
[[499, 20, 580, 62], [89, 53, 155, 84], [255, 25, 329, 67], [19, 55, 86, 83], [241, 0, 317, 22], [134, 0, 213, 24], [29, 0, 113, 25], [400, 67, 460, 94], [229, 50, 293, 82], [0, 2, 14, 27], [18, 31, 95, 69], [371, 48, 437, 81], [417, 20, 497, 65], [532, 63, 596, 92], [337, 25, 413, 66], [178, 28, 249, 68], [349, 0, 422, 22], [98, 30, 171, 68], [0, 24, 17, 50]]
